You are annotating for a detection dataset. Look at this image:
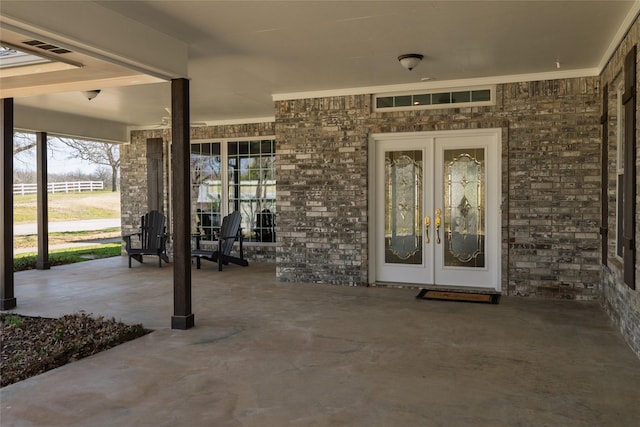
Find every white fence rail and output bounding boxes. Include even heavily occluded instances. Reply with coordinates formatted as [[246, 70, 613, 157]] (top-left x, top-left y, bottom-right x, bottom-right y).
[[13, 181, 104, 195]]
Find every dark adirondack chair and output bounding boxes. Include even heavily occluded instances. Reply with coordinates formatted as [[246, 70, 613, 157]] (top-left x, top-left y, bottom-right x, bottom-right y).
[[192, 211, 249, 271], [253, 208, 275, 242], [123, 210, 170, 268]]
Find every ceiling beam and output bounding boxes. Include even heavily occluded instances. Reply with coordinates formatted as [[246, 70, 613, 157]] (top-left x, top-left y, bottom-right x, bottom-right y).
[[15, 105, 129, 144]]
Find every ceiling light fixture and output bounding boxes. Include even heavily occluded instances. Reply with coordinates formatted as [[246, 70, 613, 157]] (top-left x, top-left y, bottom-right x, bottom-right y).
[[81, 90, 101, 101], [398, 53, 424, 71]]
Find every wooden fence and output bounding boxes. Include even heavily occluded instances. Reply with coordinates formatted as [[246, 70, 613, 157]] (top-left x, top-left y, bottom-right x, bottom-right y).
[[13, 181, 104, 195]]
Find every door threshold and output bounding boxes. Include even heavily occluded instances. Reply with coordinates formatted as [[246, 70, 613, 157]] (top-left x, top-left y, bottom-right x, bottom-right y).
[[370, 281, 424, 290], [372, 282, 501, 294]]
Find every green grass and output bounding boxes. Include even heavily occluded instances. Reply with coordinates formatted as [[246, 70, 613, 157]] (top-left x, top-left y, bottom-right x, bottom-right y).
[[14, 243, 122, 272], [13, 191, 120, 223], [12, 191, 122, 270], [14, 228, 121, 248]]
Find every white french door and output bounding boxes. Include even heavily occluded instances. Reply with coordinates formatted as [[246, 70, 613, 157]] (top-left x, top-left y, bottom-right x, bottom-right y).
[[372, 130, 501, 290]]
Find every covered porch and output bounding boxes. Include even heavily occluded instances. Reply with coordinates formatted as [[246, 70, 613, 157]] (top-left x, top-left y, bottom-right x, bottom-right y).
[[3, 257, 639, 426]]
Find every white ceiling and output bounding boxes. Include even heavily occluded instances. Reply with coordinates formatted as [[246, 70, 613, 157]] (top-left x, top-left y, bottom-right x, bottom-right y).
[[1, 0, 638, 135]]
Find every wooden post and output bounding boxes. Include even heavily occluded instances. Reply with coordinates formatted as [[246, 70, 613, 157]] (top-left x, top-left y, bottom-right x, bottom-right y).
[[146, 138, 164, 212], [170, 78, 195, 329], [36, 132, 50, 270], [1, 98, 17, 310]]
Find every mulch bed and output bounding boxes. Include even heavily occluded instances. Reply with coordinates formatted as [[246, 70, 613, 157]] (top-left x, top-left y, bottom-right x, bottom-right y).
[[0, 313, 149, 387]]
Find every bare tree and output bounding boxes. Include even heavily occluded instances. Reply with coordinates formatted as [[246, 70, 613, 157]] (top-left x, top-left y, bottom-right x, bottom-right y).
[[13, 132, 36, 154], [13, 132, 37, 169], [52, 137, 120, 191], [93, 166, 112, 187], [13, 169, 35, 184]]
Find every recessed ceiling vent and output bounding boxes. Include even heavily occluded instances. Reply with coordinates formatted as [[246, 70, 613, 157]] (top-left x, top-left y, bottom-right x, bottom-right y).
[[0, 41, 81, 71], [22, 40, 72, 55]]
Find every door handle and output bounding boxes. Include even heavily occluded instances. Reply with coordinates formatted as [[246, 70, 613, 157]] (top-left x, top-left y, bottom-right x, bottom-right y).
[[425, 216, 431, 243], [435, 208, 442, 244]]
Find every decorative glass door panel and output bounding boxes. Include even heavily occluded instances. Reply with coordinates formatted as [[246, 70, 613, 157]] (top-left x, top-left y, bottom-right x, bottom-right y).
[[443, 148, 485, 268], [385, 150, 423, 265], [374, 130, 500, 290]]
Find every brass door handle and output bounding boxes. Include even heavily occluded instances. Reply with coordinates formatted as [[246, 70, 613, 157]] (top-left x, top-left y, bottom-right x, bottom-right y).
[[435, 208, 442, 244], [425, 216, 431, 243]]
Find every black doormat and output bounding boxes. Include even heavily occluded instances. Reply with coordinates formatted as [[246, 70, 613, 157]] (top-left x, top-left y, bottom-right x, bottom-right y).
[[415, 288, 501, 304]]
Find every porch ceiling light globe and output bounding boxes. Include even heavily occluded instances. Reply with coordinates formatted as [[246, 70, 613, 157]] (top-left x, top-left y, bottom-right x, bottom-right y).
[[81, 90, 101, 101], [398, 54, 423, 71]]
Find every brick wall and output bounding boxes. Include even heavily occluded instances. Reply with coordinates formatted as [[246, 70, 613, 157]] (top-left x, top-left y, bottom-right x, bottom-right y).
[[120, 123, 276, 261], [123, 78, 602, 302], [502, 80, 601, 299], [275, 97, 370, 285], [275, 77, 601, 299], [600, 15, 640, 358], [120, 129, 169, 236]]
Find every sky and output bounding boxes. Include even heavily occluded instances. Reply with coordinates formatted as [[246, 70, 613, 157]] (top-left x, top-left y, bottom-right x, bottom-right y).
[[14, 133, 102, 175], [15, 149, 98, 175], [48, 151, 98, 175]]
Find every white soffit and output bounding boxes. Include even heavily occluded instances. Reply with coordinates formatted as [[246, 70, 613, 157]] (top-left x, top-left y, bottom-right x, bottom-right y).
[[2, 0, 636, 128], [0, 0, 188, 95], [274, 1, 640, 102], [599, 0, 640, 70]]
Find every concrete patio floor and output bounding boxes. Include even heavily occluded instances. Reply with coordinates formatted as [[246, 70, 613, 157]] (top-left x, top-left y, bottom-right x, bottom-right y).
[[2, 256, 639, 427]]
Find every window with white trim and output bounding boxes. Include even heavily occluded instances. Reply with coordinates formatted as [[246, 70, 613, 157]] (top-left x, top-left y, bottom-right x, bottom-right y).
[[616, 83, 624, 259], [191, 137, 276, 243], [374, 86, 495, 112]]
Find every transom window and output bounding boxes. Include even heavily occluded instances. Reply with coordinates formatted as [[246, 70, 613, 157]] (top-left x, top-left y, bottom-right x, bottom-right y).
[[191, 138, 276, 243], [374, 86, 494, 112]]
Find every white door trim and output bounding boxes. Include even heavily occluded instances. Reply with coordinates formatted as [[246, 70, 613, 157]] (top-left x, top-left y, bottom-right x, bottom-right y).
[[368, 128, 502, 291]]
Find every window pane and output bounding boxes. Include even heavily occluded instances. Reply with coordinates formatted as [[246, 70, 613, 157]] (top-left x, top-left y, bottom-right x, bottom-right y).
[[395, 95, 412, 107], [617, 174, 624, 258], [432, 92, 451, 104], [385, 150, 423, 264], [228, 139, 276, 242], [191, 142, 222, 239], [413, 94, 431, 106], [191, 139, 275, 242], [616, 86, 624, 258], [226, 141, 235, 155], [443, 148, 485, 268], [377, 97, 394, 108], [471, 89, 491, 102], [452, 91, 471, 103]]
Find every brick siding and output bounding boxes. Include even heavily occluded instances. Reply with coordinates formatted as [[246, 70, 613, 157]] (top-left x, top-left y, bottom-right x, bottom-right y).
[[120, 37, 639, 358], [275, 77, 601, 299], [600, 15, 640, 358]]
